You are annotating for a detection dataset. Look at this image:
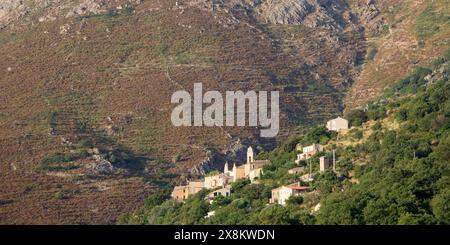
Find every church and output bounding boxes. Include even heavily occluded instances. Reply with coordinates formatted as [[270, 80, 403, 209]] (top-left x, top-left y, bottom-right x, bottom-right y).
[[224, 147, 271, 182], [172, 146, 271, 202]]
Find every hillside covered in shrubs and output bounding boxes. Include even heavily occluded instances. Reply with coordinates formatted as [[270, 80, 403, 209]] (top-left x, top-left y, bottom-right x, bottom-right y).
[[118, 52, 450, 225]]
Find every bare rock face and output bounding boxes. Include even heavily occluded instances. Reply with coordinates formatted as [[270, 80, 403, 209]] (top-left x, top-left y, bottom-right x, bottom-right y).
[[188, 0, 352, 31], [88, 159, 115, 175], [257, 0, 315, 25], [0, 0, 28, 28], [0, 0, 144, 29], [65, 0, 104, 18], [350, 0, 385, 35], [257, 0, 350, 31], [0, 0, 60, 27]]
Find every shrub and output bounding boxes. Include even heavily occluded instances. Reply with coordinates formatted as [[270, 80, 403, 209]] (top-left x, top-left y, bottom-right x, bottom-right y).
[[300, 126, 336, 145], [205, 170, 220, 177], [54, 191, 67, 200], [367, 106, 387, 120], [366, 47, 378, 62], [345, 109, 368, 127], [396, 108, 408, 122], [123, 5, 135, 15], [415, 4, 449, 42], [371, 122, 382, 131], [431, 189, 450, 224], [391, 67, 432, 94], [257, 205, 292, 225], [286, 196, 304, 206], [350, 129, 363, 140], [0, 199, 13, 205], [144, 189, 171, 209]]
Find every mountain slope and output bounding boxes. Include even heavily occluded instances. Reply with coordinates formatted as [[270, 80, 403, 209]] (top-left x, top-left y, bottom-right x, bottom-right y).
[[121, 54, 449, 225], [346, 0, 450, 109], [0, 0, 448, 224]]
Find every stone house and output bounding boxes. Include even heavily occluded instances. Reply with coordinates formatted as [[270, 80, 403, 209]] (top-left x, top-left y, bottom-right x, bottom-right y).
[[326, 116, 349, 131], [270, 186, 282, 205], [171, 185, 189, 202], [204, 173, 231, 189], [188, 180, 205, 195], [205, 186, 231, 201], [270, 183, 310, 205], [288, 166, 305, 174], [295, 143, 324, 163], [320, 156, 332, 172]]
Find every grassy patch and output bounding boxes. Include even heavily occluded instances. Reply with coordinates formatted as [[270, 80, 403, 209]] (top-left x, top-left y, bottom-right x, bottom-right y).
[[54, 190, 69, 200], [0, 32, 19, 48], [174, 52, 192, 64], [365, 46, 378, 63], [40, 152, 85, 171], [415, 3, 450, 44]]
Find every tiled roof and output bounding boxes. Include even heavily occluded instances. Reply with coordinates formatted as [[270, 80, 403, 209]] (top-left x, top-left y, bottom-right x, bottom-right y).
[[287, 185, 310, 190]]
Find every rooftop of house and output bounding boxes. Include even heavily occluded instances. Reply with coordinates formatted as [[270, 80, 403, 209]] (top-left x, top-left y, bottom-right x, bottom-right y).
[[286, 182, 310, 190], [189, 180, 205, 185], [328, 116, 348, 121], [173, 185, 188, 191], [287, 185, 310, 191]]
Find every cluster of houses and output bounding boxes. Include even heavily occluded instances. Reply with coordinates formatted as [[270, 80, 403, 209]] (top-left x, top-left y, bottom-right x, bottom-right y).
[[171, 117, 350, 206], [171, 147, 271, 202]]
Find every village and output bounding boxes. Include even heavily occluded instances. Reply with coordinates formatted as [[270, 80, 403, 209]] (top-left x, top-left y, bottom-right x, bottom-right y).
[[171, 116, 350, 208]]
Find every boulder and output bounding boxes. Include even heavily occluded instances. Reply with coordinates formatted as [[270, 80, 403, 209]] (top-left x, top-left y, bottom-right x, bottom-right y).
[[88, 159, 115, 175]]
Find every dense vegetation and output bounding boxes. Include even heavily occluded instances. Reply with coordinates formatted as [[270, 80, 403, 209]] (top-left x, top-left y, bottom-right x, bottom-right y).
[[119, 53, 450, 225]]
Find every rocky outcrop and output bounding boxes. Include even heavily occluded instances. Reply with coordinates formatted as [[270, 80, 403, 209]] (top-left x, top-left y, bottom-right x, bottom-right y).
[[65, 0, 104, 18], [0, 0, 28, 28], [190, 139, 250, 174], [350, 0, 386, 35], [188, 0, 354, 31], [257, 0, 351, 31], [425, 62, 449, 85], [0, 0, 144, 29], [87, 159, 115, 175], [190, 148, 225, 175]]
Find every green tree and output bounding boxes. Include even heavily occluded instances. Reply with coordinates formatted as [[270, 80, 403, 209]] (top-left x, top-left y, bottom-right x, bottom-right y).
[[346, 109, 368, 127], [257, 205, 292, 225], [431, 189, 450, 224]]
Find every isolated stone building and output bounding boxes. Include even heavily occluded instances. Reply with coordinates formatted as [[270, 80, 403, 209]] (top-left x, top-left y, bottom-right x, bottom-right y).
[[320, 156, 332, 172], [326, 116, 349, 131]]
